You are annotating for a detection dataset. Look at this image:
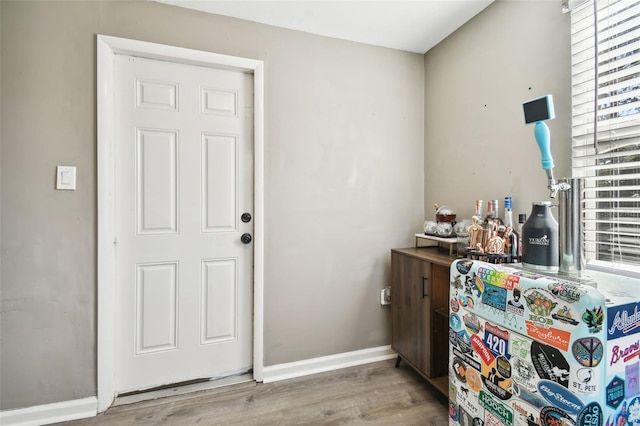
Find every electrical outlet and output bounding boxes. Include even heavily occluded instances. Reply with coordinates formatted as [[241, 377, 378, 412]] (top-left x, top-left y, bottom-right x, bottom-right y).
[[380, 286, 391, 305]]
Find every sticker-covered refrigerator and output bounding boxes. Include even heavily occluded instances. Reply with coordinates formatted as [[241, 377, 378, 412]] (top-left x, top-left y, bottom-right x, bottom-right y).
[[448, 258, 640, 426]]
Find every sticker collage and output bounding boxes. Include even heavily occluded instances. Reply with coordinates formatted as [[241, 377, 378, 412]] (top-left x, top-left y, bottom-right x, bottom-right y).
[[448, 259, 640, 426]]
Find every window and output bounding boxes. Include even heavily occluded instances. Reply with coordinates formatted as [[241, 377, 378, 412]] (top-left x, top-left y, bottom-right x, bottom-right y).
[[570, 0, 640, 271]]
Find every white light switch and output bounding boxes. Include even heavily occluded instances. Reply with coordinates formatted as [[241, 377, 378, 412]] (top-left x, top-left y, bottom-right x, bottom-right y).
[[56, 166, 76, 190]]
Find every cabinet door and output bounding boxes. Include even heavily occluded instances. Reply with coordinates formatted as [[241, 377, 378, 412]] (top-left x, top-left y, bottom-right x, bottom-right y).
[[431, 263, 451, 378], [391, 252, 433, 377]]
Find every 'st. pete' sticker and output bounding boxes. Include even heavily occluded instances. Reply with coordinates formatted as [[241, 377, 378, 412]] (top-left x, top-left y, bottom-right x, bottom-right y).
[[571, 366, 599, 395]]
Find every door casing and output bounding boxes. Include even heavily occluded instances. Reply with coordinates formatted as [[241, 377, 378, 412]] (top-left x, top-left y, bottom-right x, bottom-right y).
[[96, 34, 265, 413]]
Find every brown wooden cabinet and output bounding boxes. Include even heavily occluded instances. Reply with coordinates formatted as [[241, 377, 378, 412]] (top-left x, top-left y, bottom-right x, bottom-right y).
[[391, 247, 452, 397]]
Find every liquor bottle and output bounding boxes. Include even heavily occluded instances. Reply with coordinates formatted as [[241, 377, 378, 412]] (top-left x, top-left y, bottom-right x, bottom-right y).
[[474, 199, 483, 219], [504, 197, 514, 227], [481, 201, 492, 230], [493, 199, 504, 225], [504, 196, 518, 260], [484, 200, 495, 223], [492, 199, 500, 223], [481, 201, 496, 248], [517, 213, 526, 260]]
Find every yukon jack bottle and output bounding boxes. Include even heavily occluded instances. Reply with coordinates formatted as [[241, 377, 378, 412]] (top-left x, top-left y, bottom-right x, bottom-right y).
[[521, 201, 559, 273]]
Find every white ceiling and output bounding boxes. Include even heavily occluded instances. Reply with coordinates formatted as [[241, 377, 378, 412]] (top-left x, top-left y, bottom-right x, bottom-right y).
[[155, 1, 495, 54]]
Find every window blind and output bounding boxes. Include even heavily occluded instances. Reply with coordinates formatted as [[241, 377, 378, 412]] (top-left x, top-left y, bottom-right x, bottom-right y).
[[570, 0, 640, 268]]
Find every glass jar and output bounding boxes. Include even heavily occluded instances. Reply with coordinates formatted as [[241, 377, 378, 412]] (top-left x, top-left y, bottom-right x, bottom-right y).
[[435, 205, 456, 223], [456, 232, 470, 255]]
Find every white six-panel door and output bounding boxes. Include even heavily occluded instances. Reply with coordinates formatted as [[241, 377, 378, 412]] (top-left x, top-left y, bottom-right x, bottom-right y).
[[114, 55, 253, 393]]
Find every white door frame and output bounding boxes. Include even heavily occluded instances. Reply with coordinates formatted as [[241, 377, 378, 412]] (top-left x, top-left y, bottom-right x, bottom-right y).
[[96, 34, 265, 413]]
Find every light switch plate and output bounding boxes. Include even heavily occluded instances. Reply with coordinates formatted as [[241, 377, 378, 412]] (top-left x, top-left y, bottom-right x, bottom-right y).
[[56, 166, 76, 190]]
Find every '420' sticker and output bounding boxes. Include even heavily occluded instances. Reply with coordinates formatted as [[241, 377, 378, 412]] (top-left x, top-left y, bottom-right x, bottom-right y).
[[484, 322, 511, 359]]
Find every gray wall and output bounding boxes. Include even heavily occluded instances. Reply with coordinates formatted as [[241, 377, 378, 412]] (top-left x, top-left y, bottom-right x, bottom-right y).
[[0, 0, 424, 410], [0, 0, 572, 413], [424, 0, 571, 221]]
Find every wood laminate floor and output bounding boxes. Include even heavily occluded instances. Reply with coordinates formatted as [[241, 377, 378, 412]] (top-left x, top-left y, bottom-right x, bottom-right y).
[[58, 359, 449, 425]]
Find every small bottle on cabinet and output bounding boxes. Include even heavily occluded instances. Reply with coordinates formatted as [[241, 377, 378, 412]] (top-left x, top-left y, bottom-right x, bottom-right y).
[[517, 213, 526, 261], [484, 200, 495, 223], [492, 199, 500, 223], [504, 197, 514, 227], [504, 197, 518, 261], [481, 202, 496, 248], [474, 199, 483, 219]]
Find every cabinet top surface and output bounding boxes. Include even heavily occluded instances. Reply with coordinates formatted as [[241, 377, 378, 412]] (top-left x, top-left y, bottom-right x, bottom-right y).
[[391, 247, 458, 267]]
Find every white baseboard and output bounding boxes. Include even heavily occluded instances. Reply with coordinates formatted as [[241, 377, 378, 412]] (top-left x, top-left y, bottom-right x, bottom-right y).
[[262, 345, 397, 383], [0, 396, 97, 426], [0, 346, 395, 424]]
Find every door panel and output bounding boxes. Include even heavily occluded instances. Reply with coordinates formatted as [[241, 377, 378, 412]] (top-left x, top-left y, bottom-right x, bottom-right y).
[[201, 258, 237, 343], [114, 55, 253, 393], [137, 129, 178, 234], [202, 133, 238, 231], [136, 262, 178, 353]]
